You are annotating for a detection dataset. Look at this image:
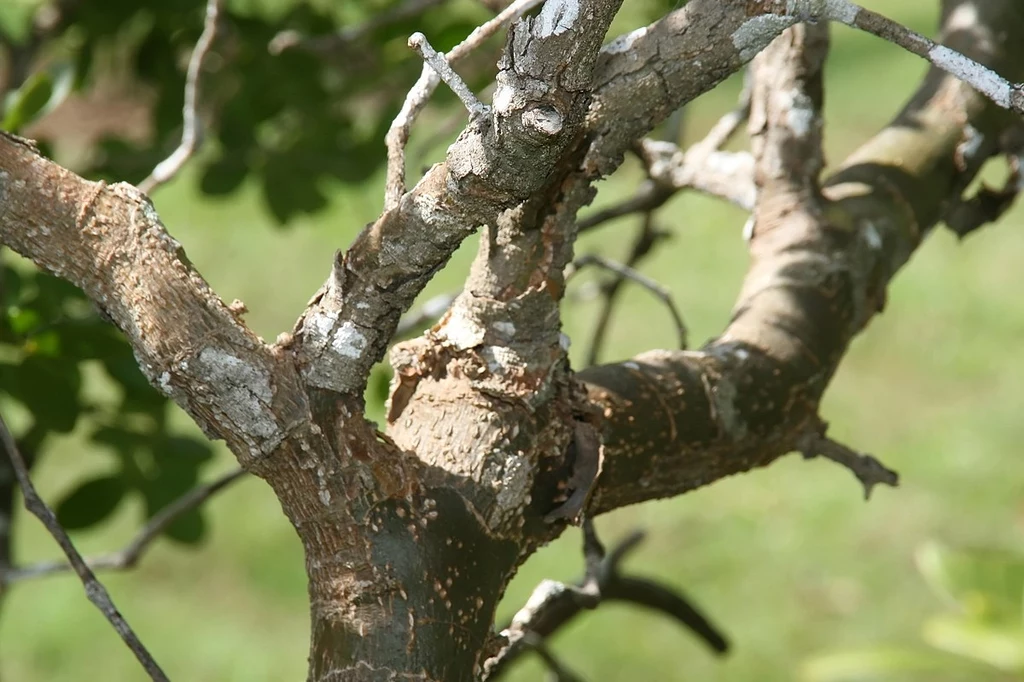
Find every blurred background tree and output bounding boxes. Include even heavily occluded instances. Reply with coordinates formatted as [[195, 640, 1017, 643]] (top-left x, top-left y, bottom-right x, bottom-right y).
[[0, 0, 1022, 681]]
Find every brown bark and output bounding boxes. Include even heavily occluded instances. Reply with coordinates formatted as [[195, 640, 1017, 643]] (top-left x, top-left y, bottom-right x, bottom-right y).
[[0, 0, 1022, 680]]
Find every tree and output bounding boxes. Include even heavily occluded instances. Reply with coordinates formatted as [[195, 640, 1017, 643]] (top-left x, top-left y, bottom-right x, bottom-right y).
[[1, 0, 1023, 680]]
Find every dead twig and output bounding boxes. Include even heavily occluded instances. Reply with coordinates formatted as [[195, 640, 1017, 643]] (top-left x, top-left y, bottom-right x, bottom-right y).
[[407, 33, 488, 117], [2, 467, 247, 583], [580, 215, 672, 365], [799, 1, 1024, 117], [138, 0, 224, 195], [483, 519, 728, 680], [0, 413, 169, 682], [569, 254, 688, 361], [384, 0, 545, 209], [797, 421, 900, 500]]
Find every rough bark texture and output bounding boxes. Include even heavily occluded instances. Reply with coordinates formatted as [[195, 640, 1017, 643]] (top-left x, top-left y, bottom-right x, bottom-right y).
[[1, 0, 1023, 680]]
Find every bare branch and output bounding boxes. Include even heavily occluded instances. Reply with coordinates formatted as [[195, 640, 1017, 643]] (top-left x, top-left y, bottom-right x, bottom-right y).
[[805, 1, 1024, 116], [570, 253, 687, 359], [484, 521, 727, 679], [138, 0, 224, 195], [576, 180, 673, 233], [580, 80, 752, 237], [581, 0, 1024, 515], [580, 214, 670, 366], [2, 467, 246, 582], [408, 33, 488, 117], [520, 632, 585, 682], [797, 423, 899, 500], [384, 0, 545, 209], [301, 0, 624, 397], [0, 414, 169, 681], [749, 21, 828, 202], [639, 142, 756, 211], [0, 134, 307, 464]]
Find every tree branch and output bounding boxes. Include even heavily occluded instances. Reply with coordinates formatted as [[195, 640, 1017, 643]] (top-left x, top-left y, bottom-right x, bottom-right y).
[[579, 0, 1024, 514], [0, 133, 309, 465], [300, 0, 625, 398], [138, 0, 225, 195], [2, 467, 246, 582], [0, 413, 169, 681], [485, 521, 727, 679], [383, 0, 546, 209]]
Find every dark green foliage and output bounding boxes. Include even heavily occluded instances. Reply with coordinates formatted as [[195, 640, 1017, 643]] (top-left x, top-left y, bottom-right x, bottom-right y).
[[0, 264, 213, 544]]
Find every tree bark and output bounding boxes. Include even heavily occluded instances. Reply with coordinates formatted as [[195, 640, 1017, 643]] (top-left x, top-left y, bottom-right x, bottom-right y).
[[0, 0, 1022, 679]]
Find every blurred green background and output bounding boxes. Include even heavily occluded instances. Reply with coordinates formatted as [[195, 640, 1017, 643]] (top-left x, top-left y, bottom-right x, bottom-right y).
[[3, 1, 1024, 681]]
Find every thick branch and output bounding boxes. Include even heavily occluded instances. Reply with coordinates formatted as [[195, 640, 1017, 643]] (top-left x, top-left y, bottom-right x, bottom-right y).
[[0, 133, 309, 464], [297, 0, 625, 397], [580, 1, 1024, 513]]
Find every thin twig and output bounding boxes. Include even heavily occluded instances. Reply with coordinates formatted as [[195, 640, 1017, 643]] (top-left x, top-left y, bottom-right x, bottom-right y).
[[580, 214, 671, 365], [384, 0, 545, 209], [576, 180, 674, 233], [3, 467, 247, 583], [0, 414, 169, 681], [570, 254, 688, 356], [138, 0, 224, 195], [484, 523, 728, 680], [578, 80, 752, 236], [521, 632, 585, 682], [802, 1, 1024, 115], [797, 421, 899, 500], [407, 33, 488, 117]]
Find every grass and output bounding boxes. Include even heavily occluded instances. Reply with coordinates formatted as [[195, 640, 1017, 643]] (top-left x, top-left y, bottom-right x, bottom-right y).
[[5, 2, 1024, 681]]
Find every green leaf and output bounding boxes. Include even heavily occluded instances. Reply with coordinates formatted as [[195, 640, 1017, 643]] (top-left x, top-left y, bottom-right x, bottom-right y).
[[2, 63, 75, 133], [55, 475, 126, 530], [800, 646, 978, 681], [7, 306, 42, 335], [0, 355, 82, 432], [922, 615, 1024, 673], [916, 542, 1024, 625], [161, 510, 206, 544], [3, 71, 53, 132]]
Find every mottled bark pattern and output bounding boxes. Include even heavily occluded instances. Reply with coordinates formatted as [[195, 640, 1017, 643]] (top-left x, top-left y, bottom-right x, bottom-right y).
[[0, 0, 1022, 679]]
